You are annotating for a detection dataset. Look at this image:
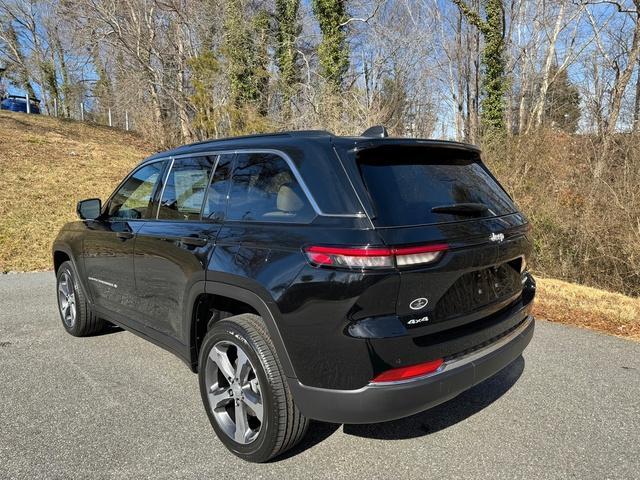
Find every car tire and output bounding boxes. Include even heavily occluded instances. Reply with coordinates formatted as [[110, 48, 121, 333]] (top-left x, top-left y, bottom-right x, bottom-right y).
[[198, 313, 309, 462], [56, 261, 106, 337]]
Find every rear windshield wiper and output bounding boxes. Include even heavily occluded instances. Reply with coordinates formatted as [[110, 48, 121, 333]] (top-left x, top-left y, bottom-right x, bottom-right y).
[[431, 202, 490, 216]]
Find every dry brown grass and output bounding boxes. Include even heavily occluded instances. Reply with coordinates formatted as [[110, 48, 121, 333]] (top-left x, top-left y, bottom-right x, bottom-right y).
[[0, 111, 152, 271], [534, 277, 640, 341]]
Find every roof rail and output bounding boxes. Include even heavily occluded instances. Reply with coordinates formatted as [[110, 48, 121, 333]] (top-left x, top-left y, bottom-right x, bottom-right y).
[[361, 126, 389, 138]]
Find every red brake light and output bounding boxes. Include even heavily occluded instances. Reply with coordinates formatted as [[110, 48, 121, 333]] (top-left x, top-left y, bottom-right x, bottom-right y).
[[372, 358, 444, 383], [304, 244, 448, 269], [304, 245, 394, 269], [392, 244, 449, 255]]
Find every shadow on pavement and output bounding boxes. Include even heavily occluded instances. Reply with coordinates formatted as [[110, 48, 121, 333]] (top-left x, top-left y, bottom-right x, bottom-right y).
[[90, 323, 124, 337], [277, 355, 525, 459], [274, 421, 342, 461]]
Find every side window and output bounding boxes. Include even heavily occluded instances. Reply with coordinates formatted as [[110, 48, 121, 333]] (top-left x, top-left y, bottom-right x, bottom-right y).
[[157, 156, 215, 220], [203, 154, 233, 219], [108, 162, 164, 219], [227, 153, 315, 223]]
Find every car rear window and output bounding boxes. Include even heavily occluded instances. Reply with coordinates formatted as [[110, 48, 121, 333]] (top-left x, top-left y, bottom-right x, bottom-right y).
[[356, 146, 517, 227]]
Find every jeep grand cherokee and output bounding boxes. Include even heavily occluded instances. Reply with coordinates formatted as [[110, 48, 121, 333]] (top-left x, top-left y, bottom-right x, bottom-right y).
[[52, 128, 535, 462]]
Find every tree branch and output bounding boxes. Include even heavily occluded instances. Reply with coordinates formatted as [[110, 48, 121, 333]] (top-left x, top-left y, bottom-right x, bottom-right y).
[[451, 0, 489, 34], [577, 0, 638, 14], [339, 1, 385, 27]]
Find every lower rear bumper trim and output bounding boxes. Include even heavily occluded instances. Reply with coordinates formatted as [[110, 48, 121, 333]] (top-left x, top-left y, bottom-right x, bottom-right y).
[[288, 316, 534, 424]]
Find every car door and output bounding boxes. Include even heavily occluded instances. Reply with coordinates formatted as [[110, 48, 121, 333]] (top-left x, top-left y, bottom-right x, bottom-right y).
[[82, 160, 165, 318], [133, 154, 233, 342]]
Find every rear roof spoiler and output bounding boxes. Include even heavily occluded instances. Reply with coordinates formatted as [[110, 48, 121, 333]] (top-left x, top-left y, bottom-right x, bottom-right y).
[[361, 126, 389, 138], [348, 138, 481, 153]]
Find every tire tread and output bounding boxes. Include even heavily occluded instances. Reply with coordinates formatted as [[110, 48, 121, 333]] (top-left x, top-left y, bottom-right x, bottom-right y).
[[210, 313, 308, 461], [58, 261, 106, 337]]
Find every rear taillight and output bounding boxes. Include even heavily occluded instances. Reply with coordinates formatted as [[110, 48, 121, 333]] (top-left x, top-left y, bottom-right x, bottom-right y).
[[393, 244, 448, 266], [372, 358, 444, 383], [303, 244, 448, 269], [304, 246, 394, 269]]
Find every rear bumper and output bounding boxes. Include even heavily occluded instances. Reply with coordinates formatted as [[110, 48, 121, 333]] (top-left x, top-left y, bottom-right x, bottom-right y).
[[288, 315, 534, 424]]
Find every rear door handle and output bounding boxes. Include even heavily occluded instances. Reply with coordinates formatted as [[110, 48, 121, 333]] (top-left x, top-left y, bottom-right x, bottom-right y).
[[116, 232, 134, 241], [180, 236, 208, 247]]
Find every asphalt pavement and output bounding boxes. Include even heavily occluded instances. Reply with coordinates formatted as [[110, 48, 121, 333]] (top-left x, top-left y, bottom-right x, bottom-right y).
[[0, 272, 638, 479]]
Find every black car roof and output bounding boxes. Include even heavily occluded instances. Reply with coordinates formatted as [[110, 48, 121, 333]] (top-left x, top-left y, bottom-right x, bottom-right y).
[[141, 130, 480, 164]]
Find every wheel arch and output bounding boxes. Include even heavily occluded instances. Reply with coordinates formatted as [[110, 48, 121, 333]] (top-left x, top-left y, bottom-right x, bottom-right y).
[[53, 249, 71, 273], [52, 244, 93, 304], [185, 280, 296, 379]]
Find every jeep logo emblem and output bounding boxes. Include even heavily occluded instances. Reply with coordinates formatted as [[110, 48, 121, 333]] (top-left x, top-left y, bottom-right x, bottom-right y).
[[489, 232, 505, 243], [409, 297, 428, 310]]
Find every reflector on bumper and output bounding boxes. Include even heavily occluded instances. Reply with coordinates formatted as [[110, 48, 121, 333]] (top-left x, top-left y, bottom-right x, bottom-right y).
[[371, 358, 444, 383]]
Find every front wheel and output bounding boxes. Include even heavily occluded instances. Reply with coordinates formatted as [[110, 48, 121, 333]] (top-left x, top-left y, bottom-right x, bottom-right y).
[[56, 261, 106, 336], [198, 313, 308, 462]]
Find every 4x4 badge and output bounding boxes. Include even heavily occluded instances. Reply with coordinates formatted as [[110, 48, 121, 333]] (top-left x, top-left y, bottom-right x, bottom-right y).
[[489, 232, 505, 243], [407, 315, 429, 325], [409, 297, 428, 310]]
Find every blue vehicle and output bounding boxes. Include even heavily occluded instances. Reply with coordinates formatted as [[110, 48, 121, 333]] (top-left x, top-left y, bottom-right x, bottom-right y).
[[0, 95, 40, 114]]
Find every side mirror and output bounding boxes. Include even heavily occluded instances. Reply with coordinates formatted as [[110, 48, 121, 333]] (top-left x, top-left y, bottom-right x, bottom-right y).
[[77, 198, 102, 220]]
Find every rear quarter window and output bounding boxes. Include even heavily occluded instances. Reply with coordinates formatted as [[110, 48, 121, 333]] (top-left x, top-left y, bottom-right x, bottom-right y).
[[227, 152, 316, 223], [356, 146, 516, 227]]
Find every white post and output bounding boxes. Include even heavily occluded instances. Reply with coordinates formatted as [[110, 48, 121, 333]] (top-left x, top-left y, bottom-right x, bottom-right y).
[[25, 93, 31, 114], [108, 108, 112, 127], [80, 102, 84, 121], [54, 98, 58, 117], [125, 110, 130, 131]]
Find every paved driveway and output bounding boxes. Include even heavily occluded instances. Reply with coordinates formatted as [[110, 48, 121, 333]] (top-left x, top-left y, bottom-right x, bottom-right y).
[[0, 272, 638, 479]]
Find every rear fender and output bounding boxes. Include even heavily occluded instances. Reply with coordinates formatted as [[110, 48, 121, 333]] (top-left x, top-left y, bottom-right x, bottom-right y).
[[185, 280, 295, 378]]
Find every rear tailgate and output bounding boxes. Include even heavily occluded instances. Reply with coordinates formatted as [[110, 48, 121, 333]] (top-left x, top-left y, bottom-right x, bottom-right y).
[[339, 142, 531, 333], [381, 218, 530, 333]]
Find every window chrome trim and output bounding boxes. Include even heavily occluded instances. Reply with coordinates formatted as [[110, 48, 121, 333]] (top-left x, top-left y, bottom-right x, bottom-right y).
[[332, 146, 375, 228], [142, 149, 366, 219], [200, 154, 221, 220], [155, 157, 175, 220]]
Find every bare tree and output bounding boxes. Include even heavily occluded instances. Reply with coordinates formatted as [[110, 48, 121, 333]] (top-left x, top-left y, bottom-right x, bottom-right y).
[[601, 0, 640, 134]]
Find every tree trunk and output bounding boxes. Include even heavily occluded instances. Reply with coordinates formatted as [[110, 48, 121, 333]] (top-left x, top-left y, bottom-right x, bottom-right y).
[[455, 10, 465, 140], [149, 79, 166, 145], [634, 55, 640, 132], [470, 10, 481, 143], [529, 2, 566, 131], [175, 25, 192, 142], [51, 27, 71, 117], [607, 12, 640, 134]]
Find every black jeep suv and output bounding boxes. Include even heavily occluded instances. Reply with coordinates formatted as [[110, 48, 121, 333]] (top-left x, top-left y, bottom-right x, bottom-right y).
[[52, 129, 535, 462]]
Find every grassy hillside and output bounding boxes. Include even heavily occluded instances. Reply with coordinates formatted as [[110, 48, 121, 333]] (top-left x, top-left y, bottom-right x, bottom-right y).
[[0, 111, 637, 341], [533, 278, 639, 341], [0, 111, 152, 271]]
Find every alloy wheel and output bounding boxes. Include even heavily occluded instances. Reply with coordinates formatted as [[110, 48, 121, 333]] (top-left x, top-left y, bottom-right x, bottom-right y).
[[205, 340, 264, 444], [57, 271, 76, 328]]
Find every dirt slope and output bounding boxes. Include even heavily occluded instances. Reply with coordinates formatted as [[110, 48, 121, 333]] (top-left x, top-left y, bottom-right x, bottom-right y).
[[0, 110, 152, 271]]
